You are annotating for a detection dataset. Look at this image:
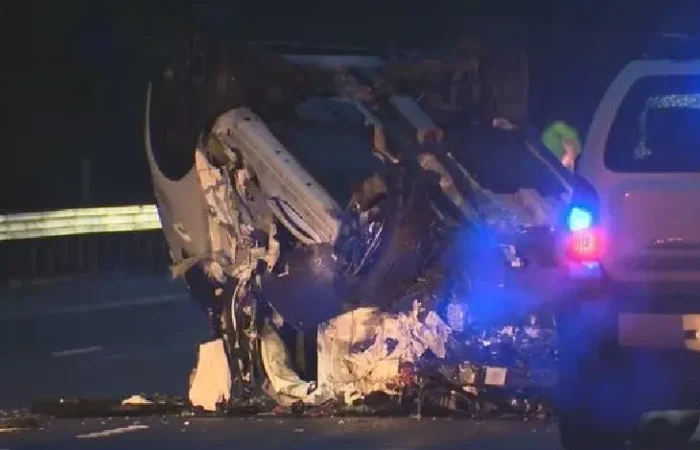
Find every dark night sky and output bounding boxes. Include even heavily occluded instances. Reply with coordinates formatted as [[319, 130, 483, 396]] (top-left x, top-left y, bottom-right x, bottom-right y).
[[0, 0, 693, 213]]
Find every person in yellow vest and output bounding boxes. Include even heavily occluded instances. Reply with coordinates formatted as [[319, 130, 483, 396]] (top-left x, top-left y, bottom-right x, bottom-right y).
[[541, 121, 582, 171]]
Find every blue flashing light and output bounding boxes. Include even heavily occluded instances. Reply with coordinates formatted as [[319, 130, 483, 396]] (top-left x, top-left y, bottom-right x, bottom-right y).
[[567, 207, 593, 232]]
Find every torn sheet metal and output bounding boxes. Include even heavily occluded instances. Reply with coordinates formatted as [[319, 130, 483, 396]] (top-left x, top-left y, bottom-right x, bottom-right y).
[[180, 140, 279, 280], [212, 107, 342, 244]]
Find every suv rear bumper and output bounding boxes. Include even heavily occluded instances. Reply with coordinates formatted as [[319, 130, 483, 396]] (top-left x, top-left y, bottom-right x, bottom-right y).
[[555, 281, 700, 433]]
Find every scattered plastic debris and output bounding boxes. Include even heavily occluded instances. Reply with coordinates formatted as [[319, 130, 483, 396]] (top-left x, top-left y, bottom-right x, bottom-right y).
[[121, 395, 153, 406], [31, 396, 189, 418], [188, 339, 232, 412], [316, 301, 453, 405], [0, 415, 40, 433]]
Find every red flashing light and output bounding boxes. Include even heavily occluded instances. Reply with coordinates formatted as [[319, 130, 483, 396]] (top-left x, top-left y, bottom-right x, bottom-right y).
[[566, 228, 603, 262]]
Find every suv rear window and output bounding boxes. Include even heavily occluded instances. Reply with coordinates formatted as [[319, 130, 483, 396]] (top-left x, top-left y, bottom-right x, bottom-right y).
[[605, 75, 700, 173]]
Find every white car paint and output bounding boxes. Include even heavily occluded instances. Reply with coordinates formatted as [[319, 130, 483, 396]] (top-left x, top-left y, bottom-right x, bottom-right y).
[[579, 59, 700, 285]]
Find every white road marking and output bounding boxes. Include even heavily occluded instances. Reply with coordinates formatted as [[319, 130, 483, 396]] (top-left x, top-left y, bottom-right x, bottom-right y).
[[51, 345, 104, 357], [691, 418, 700, 441], [0, 292, 189, 321], [100, 343, 194, 361], [75, 424, 149, 439]]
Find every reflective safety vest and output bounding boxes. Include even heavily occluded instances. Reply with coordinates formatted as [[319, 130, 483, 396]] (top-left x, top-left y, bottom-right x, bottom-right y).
[[541, 121, 581, 166]]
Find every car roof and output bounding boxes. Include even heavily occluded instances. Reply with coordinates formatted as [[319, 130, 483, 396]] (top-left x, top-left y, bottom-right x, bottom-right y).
[[623, 59, 700, 76]]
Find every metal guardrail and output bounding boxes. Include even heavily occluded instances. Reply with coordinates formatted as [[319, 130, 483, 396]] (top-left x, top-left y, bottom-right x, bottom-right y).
[[0, 205, 168, 284], [0, 205, 161, 241]]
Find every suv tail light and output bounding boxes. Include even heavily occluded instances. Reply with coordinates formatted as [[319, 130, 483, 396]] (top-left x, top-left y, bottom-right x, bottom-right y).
[[563, 175, 604, 263], [565, 207, 603, 262]]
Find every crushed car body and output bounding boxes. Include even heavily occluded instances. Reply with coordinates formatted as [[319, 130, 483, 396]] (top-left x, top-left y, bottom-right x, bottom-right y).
[[144, 37, 573, 414]]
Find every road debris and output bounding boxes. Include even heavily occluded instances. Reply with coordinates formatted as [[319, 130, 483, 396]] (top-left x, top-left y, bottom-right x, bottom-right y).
[[0, 411, 41, 433], [189, 339, 232, 411], [31, 396, 190, 418], [121, 395, 153, 406]]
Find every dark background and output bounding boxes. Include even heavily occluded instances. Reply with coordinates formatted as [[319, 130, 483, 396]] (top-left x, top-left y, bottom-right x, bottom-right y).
[[0, 0, 695, 213]]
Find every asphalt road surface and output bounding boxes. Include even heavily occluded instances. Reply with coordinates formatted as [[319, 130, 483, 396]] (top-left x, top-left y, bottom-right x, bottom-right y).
[[1, 416, 562, 450], [0, 275, 698, 450], [0, 275, 206, 407]]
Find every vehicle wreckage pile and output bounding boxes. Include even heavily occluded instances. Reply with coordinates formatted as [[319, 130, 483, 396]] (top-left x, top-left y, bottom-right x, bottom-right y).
[[143, 37, 572, 418]]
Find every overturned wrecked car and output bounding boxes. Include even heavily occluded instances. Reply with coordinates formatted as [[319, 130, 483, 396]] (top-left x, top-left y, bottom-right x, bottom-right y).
[[143, 38, 573, 416]]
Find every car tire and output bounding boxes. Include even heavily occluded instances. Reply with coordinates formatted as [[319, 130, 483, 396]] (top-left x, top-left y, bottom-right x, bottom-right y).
[[559, 412, 628, 450]]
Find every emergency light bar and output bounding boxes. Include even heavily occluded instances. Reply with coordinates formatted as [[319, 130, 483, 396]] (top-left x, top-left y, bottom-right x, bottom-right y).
[[0, 205, 162, 241]]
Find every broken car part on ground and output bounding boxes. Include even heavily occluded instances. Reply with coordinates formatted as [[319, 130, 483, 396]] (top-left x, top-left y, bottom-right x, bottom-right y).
[[142, 36, 573, 416]]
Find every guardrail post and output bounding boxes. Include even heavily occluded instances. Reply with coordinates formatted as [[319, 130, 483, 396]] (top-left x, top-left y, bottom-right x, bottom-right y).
[[46, 243, 53, 279], [119, 236, 125, 268], [30, 242, 38, 278], [146, 233, 155, 272], [77, 236, 84, 273]]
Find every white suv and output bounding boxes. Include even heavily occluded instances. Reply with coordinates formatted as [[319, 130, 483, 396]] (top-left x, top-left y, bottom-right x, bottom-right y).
[[557, 55, 700, 448]]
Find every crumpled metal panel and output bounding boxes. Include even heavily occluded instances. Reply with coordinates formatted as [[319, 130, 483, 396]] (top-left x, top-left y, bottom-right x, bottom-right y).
[[212, 108, 342, 244], [144, 84, 212, 265]]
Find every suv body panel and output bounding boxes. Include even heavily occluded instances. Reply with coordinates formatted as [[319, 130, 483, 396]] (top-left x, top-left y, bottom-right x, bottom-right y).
[[578, 60, 700, 285]]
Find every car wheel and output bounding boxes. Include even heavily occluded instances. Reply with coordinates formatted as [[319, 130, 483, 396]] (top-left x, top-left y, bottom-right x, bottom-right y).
[[559, 412, 628, 450]]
